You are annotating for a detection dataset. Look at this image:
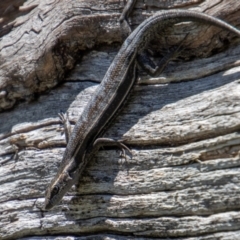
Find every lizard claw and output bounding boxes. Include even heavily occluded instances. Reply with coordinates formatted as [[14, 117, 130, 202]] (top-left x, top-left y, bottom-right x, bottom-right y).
[[118, 141, 132, 159]]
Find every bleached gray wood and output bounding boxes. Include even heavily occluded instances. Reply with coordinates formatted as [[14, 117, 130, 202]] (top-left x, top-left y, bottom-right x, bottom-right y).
[[1, 47, 240, 239], [17, 232, 240, 240], [1, 0, 240, 239], [0, 0, 240, 110]]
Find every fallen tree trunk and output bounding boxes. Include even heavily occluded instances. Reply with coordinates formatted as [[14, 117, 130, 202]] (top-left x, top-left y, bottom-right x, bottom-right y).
[[1, 0, 240, 239]]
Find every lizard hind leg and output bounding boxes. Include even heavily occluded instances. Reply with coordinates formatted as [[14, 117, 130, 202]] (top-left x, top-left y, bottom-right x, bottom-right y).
[[137, 33, 189, 77], [119, 0, 137, 40]]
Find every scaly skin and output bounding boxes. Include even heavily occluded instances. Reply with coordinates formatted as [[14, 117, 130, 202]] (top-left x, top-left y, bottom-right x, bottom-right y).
[[45, 8, 240, 210]]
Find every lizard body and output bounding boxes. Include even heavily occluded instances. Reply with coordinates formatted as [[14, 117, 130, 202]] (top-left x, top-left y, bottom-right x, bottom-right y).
[[45, 5, 240, 209]]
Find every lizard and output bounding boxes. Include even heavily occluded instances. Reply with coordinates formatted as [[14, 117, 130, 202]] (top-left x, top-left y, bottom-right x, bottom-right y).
[[44, 0, 240, 210]]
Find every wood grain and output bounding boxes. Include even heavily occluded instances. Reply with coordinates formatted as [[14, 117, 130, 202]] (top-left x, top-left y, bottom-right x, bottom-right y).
[[0, 0, 240, 239]]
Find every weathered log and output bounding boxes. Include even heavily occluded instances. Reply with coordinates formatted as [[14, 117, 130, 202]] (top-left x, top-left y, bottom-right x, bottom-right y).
[[0, 0, 240, 239]]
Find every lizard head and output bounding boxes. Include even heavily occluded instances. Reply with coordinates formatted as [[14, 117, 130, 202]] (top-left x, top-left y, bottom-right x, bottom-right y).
[[44, 170, 74, 210]]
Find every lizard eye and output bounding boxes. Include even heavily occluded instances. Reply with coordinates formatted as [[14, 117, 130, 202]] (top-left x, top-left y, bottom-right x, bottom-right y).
[[52, 185, 59, 195]]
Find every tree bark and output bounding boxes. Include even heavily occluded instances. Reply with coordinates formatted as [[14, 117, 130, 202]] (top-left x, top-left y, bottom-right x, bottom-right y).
[[1, 0, 240, 239]]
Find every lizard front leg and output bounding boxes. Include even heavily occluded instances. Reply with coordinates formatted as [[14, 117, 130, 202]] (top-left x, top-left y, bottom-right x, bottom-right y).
[[91, 137, 132, 159], [58, 112, 72, 144]]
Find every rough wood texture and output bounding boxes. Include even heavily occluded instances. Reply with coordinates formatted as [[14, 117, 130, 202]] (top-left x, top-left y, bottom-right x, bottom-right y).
[[1, 0, 240, 239], [1, 0, 240, 111]]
